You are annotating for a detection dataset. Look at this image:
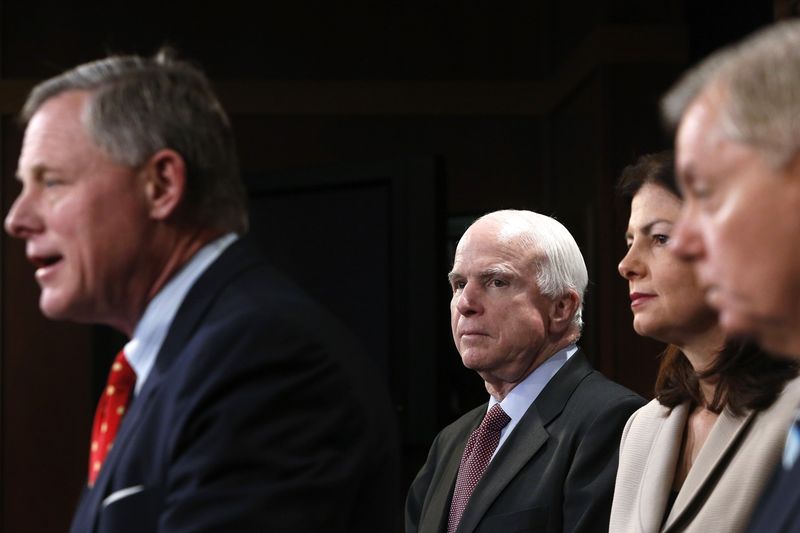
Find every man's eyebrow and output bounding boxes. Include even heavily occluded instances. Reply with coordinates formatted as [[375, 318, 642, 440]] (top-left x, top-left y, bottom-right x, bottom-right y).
[[16, 163, 48, 182], [447, 266, 515, 283], [480, 266, 513, 278]]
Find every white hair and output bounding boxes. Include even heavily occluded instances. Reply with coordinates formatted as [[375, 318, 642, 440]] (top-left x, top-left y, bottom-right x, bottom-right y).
[[474, 209, 588, 334], [662, 20, 800, 168]]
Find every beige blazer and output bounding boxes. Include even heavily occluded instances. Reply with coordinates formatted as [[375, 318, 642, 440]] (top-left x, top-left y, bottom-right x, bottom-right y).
[[609, 375, 800, 533]]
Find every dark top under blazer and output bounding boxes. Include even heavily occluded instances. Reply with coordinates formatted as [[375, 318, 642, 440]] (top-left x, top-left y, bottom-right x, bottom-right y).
[[405, 350, 645, 533], [69, 238, 400, 533]]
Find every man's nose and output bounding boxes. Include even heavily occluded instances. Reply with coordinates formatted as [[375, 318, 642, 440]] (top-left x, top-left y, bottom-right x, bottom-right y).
[[455, 283, 482, 316], [670, 213, 704, 262], [4, 189, 42, 239]]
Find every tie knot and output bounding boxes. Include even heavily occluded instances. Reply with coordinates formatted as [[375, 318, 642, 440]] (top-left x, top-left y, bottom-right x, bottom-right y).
[[482, 404, 510, 433], [108, 350, 137, 389]]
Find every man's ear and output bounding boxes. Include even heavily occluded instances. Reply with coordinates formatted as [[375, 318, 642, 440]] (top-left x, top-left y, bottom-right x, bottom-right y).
[[548, 290, 580, 336], [143, 149, 186, 221]]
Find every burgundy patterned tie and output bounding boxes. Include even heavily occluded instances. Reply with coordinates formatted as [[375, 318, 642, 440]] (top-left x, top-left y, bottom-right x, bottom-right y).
[[447, 403, 511, 533]]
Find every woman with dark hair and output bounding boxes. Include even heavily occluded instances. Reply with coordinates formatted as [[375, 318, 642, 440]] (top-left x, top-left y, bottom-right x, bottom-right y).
[[609, 151, 800, 532]]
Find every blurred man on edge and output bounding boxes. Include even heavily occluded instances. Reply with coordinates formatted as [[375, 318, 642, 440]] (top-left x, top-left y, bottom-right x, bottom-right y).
[[5, 51, 398, 533]]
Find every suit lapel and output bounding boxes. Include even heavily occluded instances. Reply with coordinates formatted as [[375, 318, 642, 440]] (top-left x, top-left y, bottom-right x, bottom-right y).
[[664, 407, 755, 532], [456, 407, 549, 532], [154, 238, 264, 374], [455, 350, 594, 533], [635, 403, 688, 532]]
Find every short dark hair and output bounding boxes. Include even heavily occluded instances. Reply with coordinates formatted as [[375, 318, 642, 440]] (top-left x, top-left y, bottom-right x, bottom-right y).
[[21, 48, 248, 234], [616, 150, 679, 200], [618, 152, 799, 413]]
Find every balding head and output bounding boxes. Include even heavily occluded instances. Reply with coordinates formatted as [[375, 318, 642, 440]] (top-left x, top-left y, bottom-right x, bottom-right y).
[[449, 210, 587, 399]]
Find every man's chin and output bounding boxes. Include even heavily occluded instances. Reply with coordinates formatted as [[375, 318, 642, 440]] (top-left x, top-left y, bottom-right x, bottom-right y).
[[718, 308, 758, 339], [719, 308, 800, 360], [39, 294, 77, 322], [459, 351, 491, 372], [754, 328, 800, 361]]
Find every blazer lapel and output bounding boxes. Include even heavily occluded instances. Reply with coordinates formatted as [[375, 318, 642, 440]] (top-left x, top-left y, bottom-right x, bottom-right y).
[[635, 403, 688, 532], [664, 407, 755, 532], [455, 350, 594, 533]]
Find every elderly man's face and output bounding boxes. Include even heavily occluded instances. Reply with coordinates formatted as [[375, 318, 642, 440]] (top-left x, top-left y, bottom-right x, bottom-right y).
[[4, 90, 153, 331], [449, 218, 558, 390], [671, 89, 800, 356]]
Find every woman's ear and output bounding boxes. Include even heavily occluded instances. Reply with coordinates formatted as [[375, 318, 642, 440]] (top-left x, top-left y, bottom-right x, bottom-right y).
[[143, 149, 187, 221]]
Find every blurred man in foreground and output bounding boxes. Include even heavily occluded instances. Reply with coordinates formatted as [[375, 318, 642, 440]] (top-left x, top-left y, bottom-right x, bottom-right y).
[[663, 20, 800, 532], [5, 50, 398, 533]]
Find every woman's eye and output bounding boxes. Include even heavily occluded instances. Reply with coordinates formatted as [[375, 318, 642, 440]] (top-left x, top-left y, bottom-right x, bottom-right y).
[[653, 234, 670, 245]]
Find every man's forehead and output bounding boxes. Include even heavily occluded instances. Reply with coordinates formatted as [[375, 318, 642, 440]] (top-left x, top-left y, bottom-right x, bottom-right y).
[[19, 91, 93, 169], [675, 91, 730, 178], [453, 221, 535, 272]]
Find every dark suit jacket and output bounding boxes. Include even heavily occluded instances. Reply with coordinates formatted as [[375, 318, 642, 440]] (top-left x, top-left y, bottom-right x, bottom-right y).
[[746, 457, 800, 532], [405, 350, 644, 533], [69, 239, 400, 533]]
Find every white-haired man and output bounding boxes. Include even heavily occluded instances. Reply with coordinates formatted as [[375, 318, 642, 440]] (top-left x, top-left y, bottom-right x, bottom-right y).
[[405, 210, 644, 533], [663, 20, 800, 533]]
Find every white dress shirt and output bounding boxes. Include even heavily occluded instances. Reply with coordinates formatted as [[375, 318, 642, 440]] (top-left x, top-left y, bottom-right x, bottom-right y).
[[487, 344, 578, 459]]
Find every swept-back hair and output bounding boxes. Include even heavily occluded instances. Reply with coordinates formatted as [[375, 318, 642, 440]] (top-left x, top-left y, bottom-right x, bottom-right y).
[[475, 209, 588, 335], [22, 48, 248, 234]]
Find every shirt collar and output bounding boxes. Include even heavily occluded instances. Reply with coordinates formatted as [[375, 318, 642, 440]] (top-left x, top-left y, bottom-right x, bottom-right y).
[[124, 233, 238, 394], [488, 344, 578, 421]]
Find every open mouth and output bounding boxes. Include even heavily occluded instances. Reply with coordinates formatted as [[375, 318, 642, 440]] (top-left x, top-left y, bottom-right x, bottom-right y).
[[32, 255, 62, 268], [30, 254, 64, 278]]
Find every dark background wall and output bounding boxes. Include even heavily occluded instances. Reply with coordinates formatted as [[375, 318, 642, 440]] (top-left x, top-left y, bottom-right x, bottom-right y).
[[0, 1, 785, 531]]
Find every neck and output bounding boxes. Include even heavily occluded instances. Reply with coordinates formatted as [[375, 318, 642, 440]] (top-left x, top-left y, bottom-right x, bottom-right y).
[[116, 227, 222, 336], [483, 337, 573, 401], [676, 326, 726, 407]]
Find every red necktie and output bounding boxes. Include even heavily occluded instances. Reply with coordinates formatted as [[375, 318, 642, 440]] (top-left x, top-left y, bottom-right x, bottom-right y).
[[447, 403, 511, 533], [88, 350, 136, 487]]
